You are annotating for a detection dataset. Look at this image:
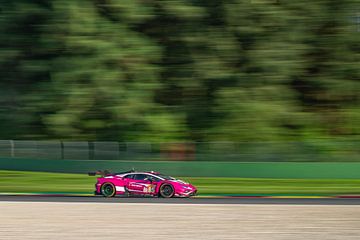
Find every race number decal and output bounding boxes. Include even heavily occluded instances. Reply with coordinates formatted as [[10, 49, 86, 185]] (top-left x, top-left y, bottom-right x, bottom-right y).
[[143, 185, 154, 193]]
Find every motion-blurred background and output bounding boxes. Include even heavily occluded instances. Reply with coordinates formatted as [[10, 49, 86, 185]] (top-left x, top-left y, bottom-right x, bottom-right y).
[[0, 0, 359, 196]]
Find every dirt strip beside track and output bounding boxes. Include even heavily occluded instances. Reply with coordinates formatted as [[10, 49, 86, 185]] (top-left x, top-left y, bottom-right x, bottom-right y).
[[1, 202, 360, 240]]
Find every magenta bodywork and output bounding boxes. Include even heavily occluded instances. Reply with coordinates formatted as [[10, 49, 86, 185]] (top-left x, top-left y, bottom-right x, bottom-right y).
[[94, 171, 197, 198]]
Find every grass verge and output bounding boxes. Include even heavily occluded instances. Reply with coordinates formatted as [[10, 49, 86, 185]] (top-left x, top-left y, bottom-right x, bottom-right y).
[[1, 170, 360, 196]]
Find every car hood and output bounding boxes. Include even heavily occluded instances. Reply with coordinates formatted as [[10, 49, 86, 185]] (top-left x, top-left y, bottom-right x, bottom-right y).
[[167, 179, 194, 187]]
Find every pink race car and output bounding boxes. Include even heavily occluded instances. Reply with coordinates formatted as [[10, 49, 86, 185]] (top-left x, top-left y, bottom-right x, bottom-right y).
[[89, 170, 197, 198]]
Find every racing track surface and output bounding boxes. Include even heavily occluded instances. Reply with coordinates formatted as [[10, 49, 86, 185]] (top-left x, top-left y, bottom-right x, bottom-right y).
[[1, 195, 360, 204], [2, 195, 360, 240]]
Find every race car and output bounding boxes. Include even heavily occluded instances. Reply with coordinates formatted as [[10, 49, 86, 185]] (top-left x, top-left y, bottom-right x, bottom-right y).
[[88, 170, 197, 198]]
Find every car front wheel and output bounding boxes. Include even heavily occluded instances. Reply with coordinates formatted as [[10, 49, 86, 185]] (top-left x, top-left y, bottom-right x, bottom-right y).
[[159, 184, 175, 198]]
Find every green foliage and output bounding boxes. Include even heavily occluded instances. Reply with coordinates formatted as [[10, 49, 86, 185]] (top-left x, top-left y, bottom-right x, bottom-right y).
[[0, 0, 359, 145]]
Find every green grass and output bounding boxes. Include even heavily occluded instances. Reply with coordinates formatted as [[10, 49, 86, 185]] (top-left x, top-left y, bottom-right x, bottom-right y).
[[182, 177, 360, 195], [1, 170, 360, 196], [0, 170, 93, 193]]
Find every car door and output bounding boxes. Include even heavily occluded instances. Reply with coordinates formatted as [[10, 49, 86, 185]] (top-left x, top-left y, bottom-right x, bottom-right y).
[[122, 174, 135, 188], [126, 174, 153, 194]]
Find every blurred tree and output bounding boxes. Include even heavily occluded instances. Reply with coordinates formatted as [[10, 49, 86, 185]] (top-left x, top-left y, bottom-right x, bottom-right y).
[[206, 0, 360, 141], [23, 0, 187, 141], [288, 0, 360, 137], [0, 0, 359, 144], [0, 1, 51, 139]]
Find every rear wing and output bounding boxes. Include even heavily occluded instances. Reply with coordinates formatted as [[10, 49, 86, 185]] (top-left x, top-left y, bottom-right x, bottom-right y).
[[88, 170, 111, 177], [88, 169, 135, 177]]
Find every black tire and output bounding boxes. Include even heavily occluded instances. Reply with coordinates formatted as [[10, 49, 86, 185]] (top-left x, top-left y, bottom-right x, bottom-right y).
[[101, 183, 116, 198], [159, 184, 175, 198]]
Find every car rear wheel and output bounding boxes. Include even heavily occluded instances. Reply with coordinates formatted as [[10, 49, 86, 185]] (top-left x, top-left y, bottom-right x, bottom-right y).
[[159, 184, 175, 198], [101, 183, 116, 197]]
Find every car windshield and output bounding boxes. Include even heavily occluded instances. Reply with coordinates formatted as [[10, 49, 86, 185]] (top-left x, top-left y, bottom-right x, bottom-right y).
[[156, 174, 175, 180]]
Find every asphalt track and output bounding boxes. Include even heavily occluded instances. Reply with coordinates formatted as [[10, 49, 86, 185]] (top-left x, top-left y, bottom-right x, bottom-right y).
[[1, 195, 360, 204]]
